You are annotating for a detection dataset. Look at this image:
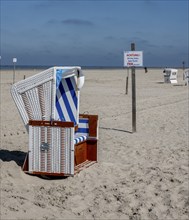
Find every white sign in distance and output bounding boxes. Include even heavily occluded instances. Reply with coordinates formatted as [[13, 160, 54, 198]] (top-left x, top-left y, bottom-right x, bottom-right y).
[[124, 51, 143, 67], [13, 58, 17, 63]]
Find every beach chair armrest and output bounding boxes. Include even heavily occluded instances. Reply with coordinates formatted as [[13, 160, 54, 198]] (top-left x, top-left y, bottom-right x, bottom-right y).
[[28, 120, 74, 128]]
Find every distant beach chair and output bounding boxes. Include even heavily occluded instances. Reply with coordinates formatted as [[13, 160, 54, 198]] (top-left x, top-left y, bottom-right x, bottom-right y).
[[184, 69, 189, 86], [11, 67, 98, 176], [163, 68, 178, 84]]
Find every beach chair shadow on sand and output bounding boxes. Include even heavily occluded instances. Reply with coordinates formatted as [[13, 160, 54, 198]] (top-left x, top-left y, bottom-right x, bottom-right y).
[[11, 67, 98, 177], [0, 150, 26, 166]]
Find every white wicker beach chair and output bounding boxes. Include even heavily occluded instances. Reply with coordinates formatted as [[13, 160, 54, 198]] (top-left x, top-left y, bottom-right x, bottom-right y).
[[163, 68, 178, 84], [184, 69, 189, 86], [11, 66, 83, 129], [11, 66, 98, 176]]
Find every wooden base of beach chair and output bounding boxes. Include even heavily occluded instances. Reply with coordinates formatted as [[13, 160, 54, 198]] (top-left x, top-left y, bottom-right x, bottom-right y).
[[74, 139, 97, 173], [22, 139, 97, 177], [22, 114, 98, 177]]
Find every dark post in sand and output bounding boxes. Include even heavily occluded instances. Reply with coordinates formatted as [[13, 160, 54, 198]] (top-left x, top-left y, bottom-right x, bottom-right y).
[[13, 58, 17, 84], [131, 43, 136, 132], [182, 61, 185, 80], [125, 67, 129, 94]]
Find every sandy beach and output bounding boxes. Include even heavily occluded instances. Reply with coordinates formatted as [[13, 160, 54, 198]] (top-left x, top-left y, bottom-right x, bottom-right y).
[[0, 68, 188, 220]]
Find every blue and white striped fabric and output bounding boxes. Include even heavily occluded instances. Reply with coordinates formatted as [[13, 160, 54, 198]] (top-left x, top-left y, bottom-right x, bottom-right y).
[[76, 118, 89, 136], [55, 69, 78, 125], [74, 135, 87, 145], [74, 118, 89, 145]]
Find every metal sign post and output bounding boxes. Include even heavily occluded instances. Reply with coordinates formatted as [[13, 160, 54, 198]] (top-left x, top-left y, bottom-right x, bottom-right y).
[[13, 58, 17, 84]]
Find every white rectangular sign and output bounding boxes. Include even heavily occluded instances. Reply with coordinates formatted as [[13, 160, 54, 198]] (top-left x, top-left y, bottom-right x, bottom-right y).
[[124, 51, 143, 67], [13, 58, 17, 63]]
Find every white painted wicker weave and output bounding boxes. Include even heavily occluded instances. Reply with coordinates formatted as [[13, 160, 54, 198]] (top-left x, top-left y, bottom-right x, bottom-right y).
[[11, 66, 85, 175], [28, 122, 74, 175], [11, 66, 84, 130]]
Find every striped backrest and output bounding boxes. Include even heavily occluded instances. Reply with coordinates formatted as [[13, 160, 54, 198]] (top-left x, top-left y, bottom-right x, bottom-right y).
[[11, 67, 83, 130], [74, 118, 89, 145], [75, 118, 89, 137], [55, 76, 78, 125]]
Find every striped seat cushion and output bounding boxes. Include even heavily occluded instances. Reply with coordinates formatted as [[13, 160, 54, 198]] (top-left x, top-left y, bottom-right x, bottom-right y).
[[74, 135, 87, 145]]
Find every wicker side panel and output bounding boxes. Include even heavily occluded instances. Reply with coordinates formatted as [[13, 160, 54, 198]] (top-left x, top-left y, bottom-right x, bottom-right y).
[[28, 124, 74, 175], [10, 68, 54, 127], [21, 81, 53, 123]]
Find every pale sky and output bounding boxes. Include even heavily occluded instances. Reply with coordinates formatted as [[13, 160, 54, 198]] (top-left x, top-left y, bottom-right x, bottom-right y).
[[1, 0, 188, 67]]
